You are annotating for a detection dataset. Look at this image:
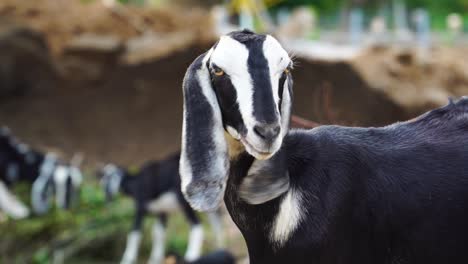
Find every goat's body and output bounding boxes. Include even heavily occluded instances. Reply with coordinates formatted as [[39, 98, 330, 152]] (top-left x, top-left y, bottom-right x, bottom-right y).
[[225, 99, 468, 264], [111, 153, 224, 264], [0, 135, 46, 218], [120, 153, 198, 222]]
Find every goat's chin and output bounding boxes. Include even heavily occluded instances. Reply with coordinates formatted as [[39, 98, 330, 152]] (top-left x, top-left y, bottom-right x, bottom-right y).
[[241, 137, 282, 160]]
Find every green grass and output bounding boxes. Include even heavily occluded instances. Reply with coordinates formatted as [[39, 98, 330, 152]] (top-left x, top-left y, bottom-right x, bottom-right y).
[[0, 175, 221, 263]]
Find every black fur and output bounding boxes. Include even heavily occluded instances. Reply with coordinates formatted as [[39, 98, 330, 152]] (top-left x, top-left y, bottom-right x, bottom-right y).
[[225, 98, 468, 264], [0, 129, 78, 214], [210, 63, 246, 135], [101, 153, 200, 231], [0, 130, 46, 185]]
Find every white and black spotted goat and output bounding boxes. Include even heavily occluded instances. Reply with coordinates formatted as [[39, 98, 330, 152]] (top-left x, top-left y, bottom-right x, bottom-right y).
[[99, 152, 224, 264], [0, 127, 82, 218], [180, 30, 468, 264]]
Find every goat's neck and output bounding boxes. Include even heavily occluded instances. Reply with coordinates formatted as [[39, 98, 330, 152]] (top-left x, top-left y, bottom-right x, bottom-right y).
[[224, 132, 290, 226], [119, 169, 136, 196]]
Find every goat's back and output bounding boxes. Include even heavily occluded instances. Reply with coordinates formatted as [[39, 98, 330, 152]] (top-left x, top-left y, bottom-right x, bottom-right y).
[[279, 98, 468, 263], [234, 98, 468, 264]]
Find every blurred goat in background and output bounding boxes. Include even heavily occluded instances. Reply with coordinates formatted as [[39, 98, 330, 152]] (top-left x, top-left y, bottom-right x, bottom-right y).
[[99, 152, 224, 264]]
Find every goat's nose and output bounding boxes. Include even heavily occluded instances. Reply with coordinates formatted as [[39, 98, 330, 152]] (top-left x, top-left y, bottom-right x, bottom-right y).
[[254, 123, 280, 141]]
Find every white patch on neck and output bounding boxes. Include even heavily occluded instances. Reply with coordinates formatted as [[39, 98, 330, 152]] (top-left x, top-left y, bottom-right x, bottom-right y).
[[270, 188, 303, 247], [184, 224, 204, 261]]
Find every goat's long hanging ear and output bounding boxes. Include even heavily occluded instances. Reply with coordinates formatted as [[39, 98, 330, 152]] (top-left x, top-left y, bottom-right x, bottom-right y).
[[180, 50, 229, 212]]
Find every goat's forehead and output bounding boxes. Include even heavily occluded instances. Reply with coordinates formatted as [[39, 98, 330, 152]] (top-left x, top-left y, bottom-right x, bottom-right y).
[[263, 35, 291, 69], [210, 36, 249, 72], [210, 35, 290, 72]]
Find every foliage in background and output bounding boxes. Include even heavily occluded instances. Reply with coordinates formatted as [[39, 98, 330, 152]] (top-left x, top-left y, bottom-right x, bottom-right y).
[[0, 174, 219, 263], [271, 0, 468, 30]]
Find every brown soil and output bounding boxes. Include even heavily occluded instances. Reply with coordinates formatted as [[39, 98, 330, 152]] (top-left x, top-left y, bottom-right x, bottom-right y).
[[353, 45, 468, 114], [0, 0, 213, 57], [1, 0, 466, 168], [0, 46, 409, 166], [0, 45, 208, 166]]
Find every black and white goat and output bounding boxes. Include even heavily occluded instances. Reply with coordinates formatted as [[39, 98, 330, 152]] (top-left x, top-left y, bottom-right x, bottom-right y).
[[180, 30, 468, 264], [99, 153, 224, 264], [0, 127, 82, 218]]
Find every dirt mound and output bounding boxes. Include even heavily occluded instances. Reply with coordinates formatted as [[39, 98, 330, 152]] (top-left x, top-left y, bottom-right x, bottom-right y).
[[0, 26, 57, 99], [0, 0, 214, 57], [353, 45, 468, 114], [1, 1, 466, 166], [292, 58, 407, 127]]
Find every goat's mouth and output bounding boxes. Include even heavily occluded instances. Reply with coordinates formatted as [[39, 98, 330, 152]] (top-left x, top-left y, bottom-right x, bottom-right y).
[[241, 137, 276, 160]]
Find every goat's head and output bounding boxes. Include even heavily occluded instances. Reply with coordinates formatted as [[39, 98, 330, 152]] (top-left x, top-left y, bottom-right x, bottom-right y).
[[180, 30, 293, 211], [31, 153, 83, 214], [98, 164, 123, 202]]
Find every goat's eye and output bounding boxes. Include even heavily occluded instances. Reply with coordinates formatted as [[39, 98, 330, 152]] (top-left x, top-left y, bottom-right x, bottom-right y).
[[283, 68, 290, 74], [212, 65, 224, 77]]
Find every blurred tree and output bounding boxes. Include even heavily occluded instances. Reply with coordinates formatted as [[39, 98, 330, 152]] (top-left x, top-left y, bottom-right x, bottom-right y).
[[272, 0, 468, 13]]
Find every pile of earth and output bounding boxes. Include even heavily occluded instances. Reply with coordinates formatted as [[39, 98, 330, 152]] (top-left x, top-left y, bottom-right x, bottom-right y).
[[1, 0, 467, 166]]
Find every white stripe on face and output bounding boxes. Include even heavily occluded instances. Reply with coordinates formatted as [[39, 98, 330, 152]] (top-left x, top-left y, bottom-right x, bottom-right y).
[[210, 34, 292, 160], [210, 36, 255, 133], [263, 35, 292, 111], [265, 35, 292, 141]]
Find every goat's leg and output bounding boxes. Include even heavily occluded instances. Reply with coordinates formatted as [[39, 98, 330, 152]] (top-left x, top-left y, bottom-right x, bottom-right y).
[[180, 200, 204, 262], [0, 180, 29, 219], [207, 210, 225, 248], [147, 213, 168, 264], [121, 208, 144, 264], [185, 224, 204, 261]]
